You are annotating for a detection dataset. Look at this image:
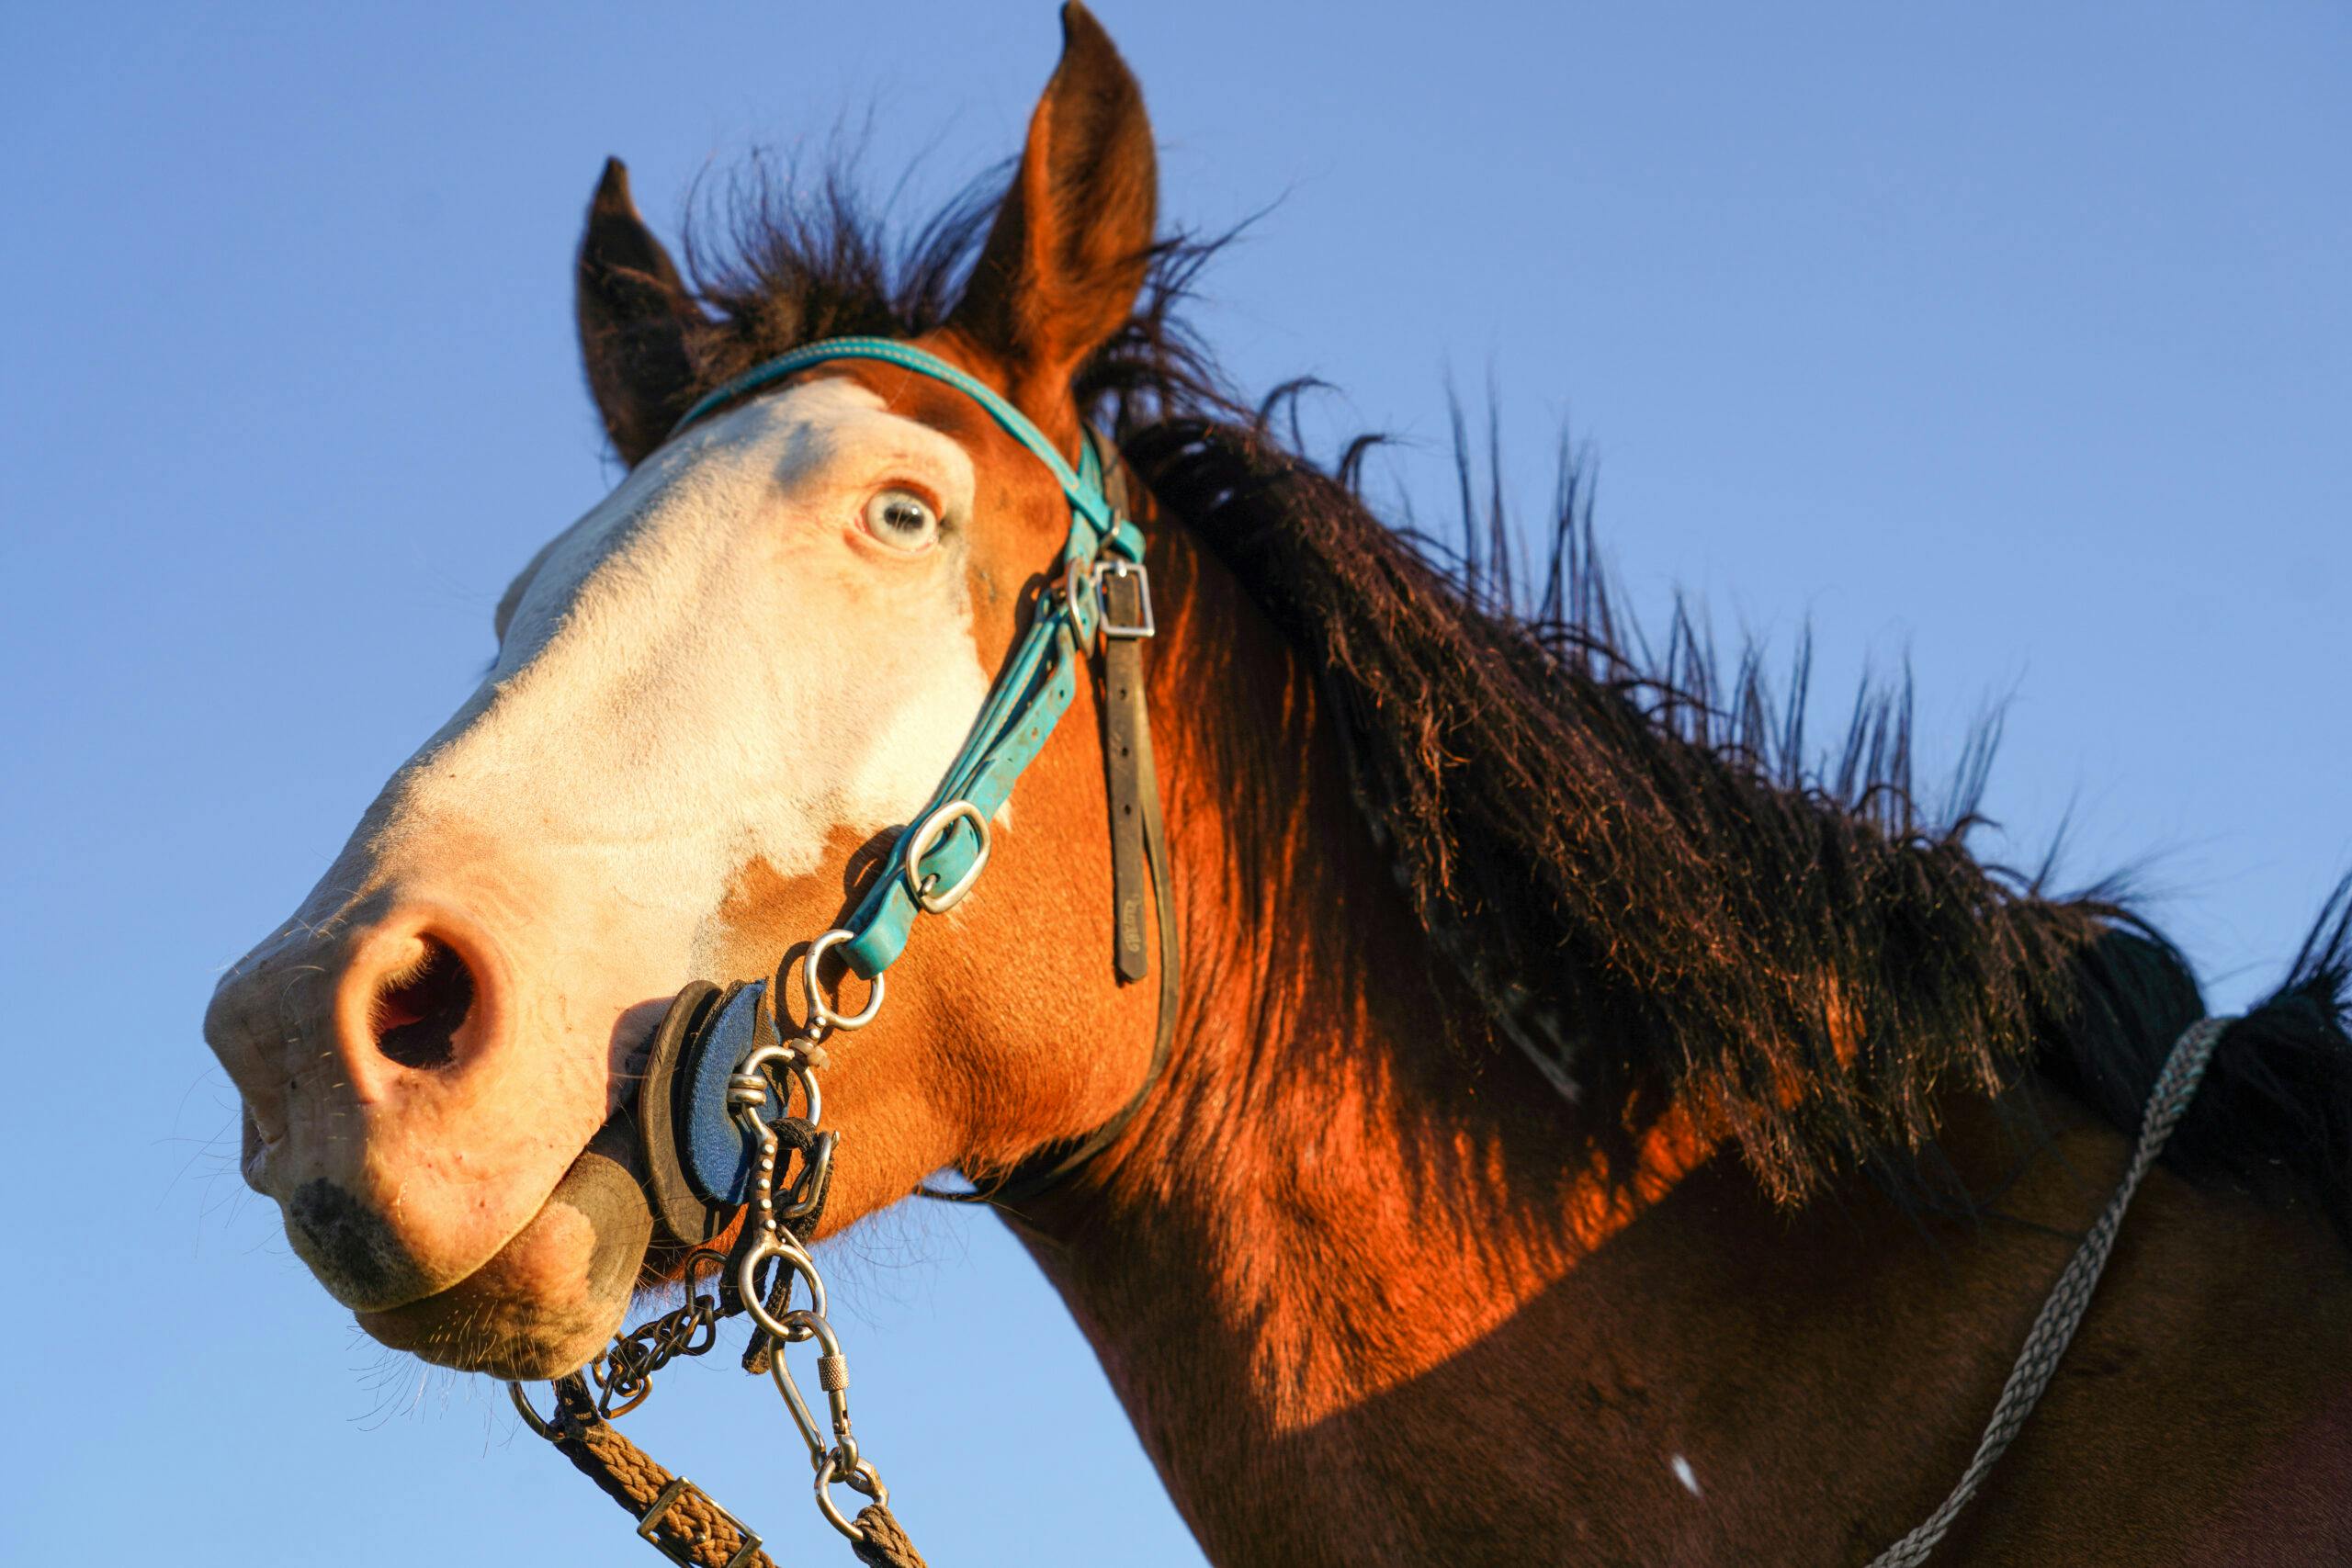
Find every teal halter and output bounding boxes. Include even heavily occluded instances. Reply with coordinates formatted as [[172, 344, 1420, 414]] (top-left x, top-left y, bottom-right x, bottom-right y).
[[667, 336, 1152, 984]]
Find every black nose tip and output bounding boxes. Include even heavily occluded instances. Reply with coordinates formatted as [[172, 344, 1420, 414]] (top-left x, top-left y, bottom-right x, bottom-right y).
[[287, 1179, 425, 1306]]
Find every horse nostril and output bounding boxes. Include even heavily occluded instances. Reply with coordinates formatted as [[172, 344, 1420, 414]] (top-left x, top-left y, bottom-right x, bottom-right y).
[[370, 934, 476, 1069]]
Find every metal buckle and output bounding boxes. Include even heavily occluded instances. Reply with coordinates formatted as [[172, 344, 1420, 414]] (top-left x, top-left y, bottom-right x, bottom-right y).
[[636, 1476, 764, 1568], [902, 797, 990, 913], [1092, 558, 1155, 639]]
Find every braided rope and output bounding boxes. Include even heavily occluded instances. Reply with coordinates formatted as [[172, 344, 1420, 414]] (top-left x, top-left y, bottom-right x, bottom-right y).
[[544, 1377, 927, 1568], [1864, 1015, 2231, 1567]]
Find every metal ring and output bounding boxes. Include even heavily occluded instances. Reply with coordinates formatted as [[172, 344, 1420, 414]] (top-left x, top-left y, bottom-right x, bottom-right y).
[[1057, 553, 1098, 637], [813, 1450, 888, 1543], [802, 930, 884, 1032], [730, 1040, 821, 1128], [774, 1309, 844, 1378], [508, 1381, 559, 1440], [901, 798, 990, 915], [840, 1457, 885, 1503], [737, 1233, 830, 1340]]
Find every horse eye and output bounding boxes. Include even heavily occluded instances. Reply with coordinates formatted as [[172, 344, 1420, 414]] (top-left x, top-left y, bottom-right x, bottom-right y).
[[862, 488, 940, 551]]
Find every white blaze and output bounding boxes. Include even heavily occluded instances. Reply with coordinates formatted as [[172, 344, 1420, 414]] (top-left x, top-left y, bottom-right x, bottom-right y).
[[371, 375, 990, 977]]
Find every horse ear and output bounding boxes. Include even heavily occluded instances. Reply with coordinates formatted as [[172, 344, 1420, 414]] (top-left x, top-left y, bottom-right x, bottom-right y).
[[947, 3, 1157, 444], [576, 158, 705, 465]]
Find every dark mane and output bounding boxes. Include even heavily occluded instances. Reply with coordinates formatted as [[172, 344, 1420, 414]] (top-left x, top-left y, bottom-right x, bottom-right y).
[[659, 161, 2352, 1235]]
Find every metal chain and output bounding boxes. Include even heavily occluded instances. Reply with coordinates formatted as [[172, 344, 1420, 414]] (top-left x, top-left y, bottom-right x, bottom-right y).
[[588, 1246, 731, 1417]]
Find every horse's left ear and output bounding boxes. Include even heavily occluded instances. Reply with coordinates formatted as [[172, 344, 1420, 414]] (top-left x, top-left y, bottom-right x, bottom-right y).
[[946, 2, 1157, 446]]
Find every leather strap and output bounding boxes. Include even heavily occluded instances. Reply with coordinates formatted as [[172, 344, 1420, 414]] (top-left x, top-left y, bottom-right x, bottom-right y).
[[672, 336, 1144, 561], [921, 434, 1180, 1209], [638, 981, 729, 1247], [1094, 431, 1155, 987], [1103, 579, 1155, 985]]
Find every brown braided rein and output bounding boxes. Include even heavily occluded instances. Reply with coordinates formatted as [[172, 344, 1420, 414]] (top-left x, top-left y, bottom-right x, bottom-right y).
[[513, 1375, 926, 1568]]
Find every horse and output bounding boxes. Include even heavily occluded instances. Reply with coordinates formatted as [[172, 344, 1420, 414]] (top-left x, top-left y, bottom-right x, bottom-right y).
[[202, 6, 2352, 1563]]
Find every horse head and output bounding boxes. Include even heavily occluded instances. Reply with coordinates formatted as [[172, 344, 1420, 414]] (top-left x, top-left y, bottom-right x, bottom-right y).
[[202, 5, 1168, 1380]]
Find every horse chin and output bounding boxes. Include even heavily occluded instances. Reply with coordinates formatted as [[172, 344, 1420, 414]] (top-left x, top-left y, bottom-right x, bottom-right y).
[[355, 1115, 654, 1380]]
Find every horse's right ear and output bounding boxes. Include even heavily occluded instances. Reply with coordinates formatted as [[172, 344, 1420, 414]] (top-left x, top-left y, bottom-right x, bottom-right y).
[[944, 3, 1156, 451], [576, 158, 705, 466]]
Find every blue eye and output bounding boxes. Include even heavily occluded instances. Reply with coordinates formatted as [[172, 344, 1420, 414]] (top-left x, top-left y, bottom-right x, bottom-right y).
[[862, 488, 940, 551]]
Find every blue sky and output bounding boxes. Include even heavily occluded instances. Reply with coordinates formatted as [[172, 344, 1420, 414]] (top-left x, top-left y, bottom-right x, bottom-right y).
[[3, 4, 2346, 1563]]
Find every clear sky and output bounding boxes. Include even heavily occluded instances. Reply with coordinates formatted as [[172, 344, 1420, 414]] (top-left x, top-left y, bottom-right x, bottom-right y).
[[4, 4, 2346, 1564]]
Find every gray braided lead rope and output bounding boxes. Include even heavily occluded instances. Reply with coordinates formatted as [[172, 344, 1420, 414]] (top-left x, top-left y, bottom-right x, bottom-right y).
[[1864, 1015, 2233, 1568]]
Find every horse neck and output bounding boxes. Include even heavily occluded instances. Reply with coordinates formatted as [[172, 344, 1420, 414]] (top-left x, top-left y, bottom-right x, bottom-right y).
[[1005, 512, 1725, 1559], [998, 482, 2352, 1567]]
